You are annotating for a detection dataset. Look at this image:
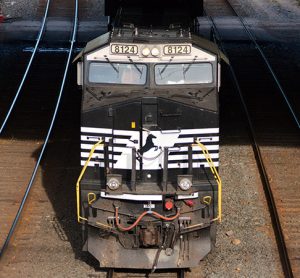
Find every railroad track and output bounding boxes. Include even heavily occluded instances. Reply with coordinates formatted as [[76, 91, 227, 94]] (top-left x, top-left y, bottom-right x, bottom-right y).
[[37, 0, 102, 19], [38, 0, 76, 18], [0, 0, 78, 258], [0, 0, 50, 134], [204, 1, 299, 277]]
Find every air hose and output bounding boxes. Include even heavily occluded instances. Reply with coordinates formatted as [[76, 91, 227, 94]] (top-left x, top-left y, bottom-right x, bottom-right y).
[[115, 207, 180, 231]]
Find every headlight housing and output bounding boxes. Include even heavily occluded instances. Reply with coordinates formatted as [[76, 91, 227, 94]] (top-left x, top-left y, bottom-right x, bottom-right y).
[[177, 175, 193, 191], [106, 174, 122, 191]]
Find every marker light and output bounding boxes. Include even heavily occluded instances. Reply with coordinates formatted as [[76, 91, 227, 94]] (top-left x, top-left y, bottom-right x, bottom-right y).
[[165, 199, 174, 211], [184, 200, 194, 207], [151, 47, 160, 57], [107, 178, 120, 191], [178, 178, 192, 191], [142, 47, 150, 56]]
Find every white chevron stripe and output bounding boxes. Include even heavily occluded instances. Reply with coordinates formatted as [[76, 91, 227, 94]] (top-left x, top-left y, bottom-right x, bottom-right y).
[[195, 136, 219, 142], [174, 128, 219, 134], [81, 126, 219, 135], [80, 135, 104, 142], [81, 136, 219, 145], [171, 137, 218, 144], [80, 143, 104, 150], [81, 127, 112, 134], [168, 162, 219, 168], [80, 144, 219, 152], [100, 192, 199, 201], [168, 153, 219, 161], [80, 127, 219, 170], [114, 129, 139, 136], [80, 152, 219, 161], [81, 153, 113, 159], [81, 161, 105, 167], [169, 145, 219, 151], [80, 160, 219, 168]]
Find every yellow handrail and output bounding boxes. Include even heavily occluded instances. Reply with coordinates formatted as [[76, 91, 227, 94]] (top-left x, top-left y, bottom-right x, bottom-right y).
[[76, 139, 103, 223], [193, 140, 222, 222]]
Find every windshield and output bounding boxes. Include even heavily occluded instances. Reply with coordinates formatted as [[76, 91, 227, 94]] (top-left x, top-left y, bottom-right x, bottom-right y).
[[155, 63, 213, 85], [89, 62, 147, 85]]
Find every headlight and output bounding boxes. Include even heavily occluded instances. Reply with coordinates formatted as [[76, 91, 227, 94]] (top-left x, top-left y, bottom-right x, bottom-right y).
[[107, 177, 120, 191], [177, 175, 193, 191], [151, 47, 160, 57], [142, 47, 150, 57], [178, 178, 192, 191]]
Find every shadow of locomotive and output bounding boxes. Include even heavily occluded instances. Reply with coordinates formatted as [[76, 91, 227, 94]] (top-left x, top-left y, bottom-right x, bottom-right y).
[[29, 65, 103, 270]]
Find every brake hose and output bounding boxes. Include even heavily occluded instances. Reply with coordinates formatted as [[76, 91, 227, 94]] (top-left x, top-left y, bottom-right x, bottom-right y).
[[115, 207, 180, 231]]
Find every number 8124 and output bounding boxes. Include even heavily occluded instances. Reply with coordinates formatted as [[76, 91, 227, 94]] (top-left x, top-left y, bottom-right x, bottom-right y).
[[163, 45, 191, 55]]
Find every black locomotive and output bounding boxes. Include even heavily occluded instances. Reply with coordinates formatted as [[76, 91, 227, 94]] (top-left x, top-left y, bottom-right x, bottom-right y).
[[75, 0, 226, 270]]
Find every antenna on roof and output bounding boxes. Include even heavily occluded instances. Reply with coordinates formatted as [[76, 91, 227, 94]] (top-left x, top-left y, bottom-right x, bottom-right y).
[[117, 28, 122, 37], [149, 25, 153, 37], [179, 29, 183, 37]]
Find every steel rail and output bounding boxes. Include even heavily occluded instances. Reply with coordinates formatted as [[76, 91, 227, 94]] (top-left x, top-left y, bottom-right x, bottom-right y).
[[204, 10, 294, 278], [0, 0, 51, 135], [226, 0, 299, 128], [0, 0, 78, 258]]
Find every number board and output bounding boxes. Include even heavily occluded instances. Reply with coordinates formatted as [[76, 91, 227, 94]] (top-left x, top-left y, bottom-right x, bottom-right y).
[[110, 44, 138, 55], [163, 45, 191, 55]]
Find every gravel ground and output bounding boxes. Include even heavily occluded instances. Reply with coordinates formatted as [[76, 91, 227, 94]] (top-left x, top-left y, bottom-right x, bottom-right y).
[[1, 0, 299, 21], [0, 0, 104, 20], [83, 0, 104, 19], [191, 145, 282, 278], [231, 0, 300, 21], [0, 0, 39, 19]]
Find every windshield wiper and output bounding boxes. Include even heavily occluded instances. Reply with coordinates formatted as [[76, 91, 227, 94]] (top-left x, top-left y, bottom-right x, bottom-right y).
[[104, 55, 119, 74], [127, 56, 143, 76], [159, 56, 174, 77], [86, 88, 113, 102], [183, 55, 198, 77]]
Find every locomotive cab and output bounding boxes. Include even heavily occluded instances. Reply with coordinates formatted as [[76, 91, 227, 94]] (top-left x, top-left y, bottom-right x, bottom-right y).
[[75, 26, 225, 270]]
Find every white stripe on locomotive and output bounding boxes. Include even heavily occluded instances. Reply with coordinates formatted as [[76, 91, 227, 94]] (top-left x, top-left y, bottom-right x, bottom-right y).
[[80, 127, 219, 170], [80, 160, 219, 168]]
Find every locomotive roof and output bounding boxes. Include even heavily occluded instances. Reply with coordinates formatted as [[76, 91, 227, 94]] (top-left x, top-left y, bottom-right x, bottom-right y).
[[73, 28, 228, 63]]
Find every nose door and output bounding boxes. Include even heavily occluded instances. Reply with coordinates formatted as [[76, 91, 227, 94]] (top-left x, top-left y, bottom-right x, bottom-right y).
[[142, 97, 158, 129], [140, 97, 161, 182], [112, 97, 160, 184]]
